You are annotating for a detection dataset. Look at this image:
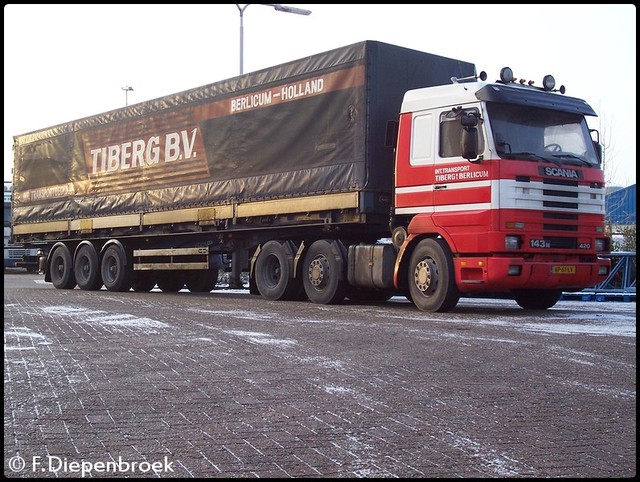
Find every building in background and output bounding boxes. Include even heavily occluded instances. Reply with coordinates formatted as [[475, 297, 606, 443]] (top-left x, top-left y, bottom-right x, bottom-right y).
[[606, 184, 636, 226], [4, 181, 40, 270]]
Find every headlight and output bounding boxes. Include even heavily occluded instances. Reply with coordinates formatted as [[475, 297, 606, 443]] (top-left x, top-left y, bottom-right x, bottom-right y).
[[505, 235, 521, 250]]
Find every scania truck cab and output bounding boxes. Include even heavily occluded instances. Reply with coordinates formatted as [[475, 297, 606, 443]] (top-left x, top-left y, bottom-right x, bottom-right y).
[[390, 67, 610, 311]]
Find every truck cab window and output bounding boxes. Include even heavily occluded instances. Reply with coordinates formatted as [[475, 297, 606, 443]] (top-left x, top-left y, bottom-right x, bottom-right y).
[[439, 108, 484, 158]]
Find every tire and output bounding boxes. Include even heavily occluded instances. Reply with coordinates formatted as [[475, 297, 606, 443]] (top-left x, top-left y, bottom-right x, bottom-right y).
[[407, 238, 460, 312], [74, 244, 103, 291], [391, 226, 408, 250], [347, 287, 394, 303], [157, 272, 184, 292], [49, 244, 76, 289], [132, 272, 156, 292], [513, 289, 562, 310], [100, 244, 133, 292], [302, 240, 347, 305], [255, 241, 302, 301], [185, 269, 219, 293]]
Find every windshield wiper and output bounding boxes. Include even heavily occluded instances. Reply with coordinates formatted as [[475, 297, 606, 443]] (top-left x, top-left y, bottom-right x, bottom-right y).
[[502, 151, 565, 166], [551, 154, 592, 167], [503, 152, 554, 163]]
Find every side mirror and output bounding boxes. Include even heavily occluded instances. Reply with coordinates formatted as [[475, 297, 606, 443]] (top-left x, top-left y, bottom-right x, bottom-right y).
[[461, 112, 478, 127], [593, 141, 603, 164], [461, 127, 479, 161]]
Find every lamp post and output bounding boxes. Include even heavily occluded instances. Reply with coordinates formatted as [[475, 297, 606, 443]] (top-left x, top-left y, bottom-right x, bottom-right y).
[[121, 86, 134, 106], [236, 4, 311, 75]]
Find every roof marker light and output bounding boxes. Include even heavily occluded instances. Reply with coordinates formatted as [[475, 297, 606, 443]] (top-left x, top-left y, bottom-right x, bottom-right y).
[[542, 74, 555, 91], [499, 67, 515, 83]]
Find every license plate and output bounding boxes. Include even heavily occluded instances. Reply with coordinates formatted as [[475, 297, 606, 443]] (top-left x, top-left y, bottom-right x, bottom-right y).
[[552, 265, 576, 274]]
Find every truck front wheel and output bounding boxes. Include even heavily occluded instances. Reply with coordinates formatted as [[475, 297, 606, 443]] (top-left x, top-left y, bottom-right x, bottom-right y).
[[50, 244, 76, 290], [513, 289, 562, 310], [302, 240, 347, 305], [408, 238, 460, 313]]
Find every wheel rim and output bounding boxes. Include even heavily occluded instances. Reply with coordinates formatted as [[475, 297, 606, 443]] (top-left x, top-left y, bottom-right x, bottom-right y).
[[53, 258, 64, 278], [265, 255, 282, 288], [308, 255, 330, 289], [78, 257, 90, 281], [104, 256, 117, 283], [414, 258, 437, 295]]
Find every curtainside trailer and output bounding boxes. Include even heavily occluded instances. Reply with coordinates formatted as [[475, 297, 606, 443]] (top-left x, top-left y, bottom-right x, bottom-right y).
[[11, 40, 610, 311]]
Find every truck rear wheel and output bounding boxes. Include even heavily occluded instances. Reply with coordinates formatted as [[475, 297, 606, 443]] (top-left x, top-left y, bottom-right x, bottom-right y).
[[50, 244, 76, 290], [74, 244, 103, 291], [302, 240, 347, 305], [347, 287, 394, 304], [185, 269, 219, 293], [255, 240, 302, 300], [101, 244, 133, 292], [157, 272, 184, 292], [408, 238, 460, 312], [513, 289, 562, 310], [132, 272, 156, 292]]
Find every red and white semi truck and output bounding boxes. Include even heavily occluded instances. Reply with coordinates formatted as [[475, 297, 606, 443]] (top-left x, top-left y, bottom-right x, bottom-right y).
[[11, 41, 610, 312]]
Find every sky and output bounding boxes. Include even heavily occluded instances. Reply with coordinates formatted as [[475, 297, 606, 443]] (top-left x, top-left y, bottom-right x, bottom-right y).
[[3, 4, 636, 187]]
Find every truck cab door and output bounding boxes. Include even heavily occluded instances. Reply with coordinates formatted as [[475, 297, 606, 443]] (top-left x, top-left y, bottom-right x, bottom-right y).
[[394, 111, 435, 216], [432, 107, 490, 210]]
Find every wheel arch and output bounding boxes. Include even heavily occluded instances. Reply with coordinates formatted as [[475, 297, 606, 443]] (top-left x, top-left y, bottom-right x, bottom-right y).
[[250, 240, 307, 283], [74, 240, 99, 260], [394, 233, 443, 290], [100, 239, 130, 265], [394, 213, 460, 290]]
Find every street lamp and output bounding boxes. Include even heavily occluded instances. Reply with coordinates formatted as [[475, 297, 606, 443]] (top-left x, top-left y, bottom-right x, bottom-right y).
[[236, 4, 311, 75], [121, 86, 134, 106]]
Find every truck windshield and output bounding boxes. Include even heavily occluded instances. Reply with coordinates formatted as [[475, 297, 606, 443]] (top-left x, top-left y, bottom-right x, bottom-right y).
[[487, 103, 599, 166]]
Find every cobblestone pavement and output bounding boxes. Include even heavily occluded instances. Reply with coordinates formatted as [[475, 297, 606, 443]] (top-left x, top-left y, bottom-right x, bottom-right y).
[[4, 272, 636, 478]]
